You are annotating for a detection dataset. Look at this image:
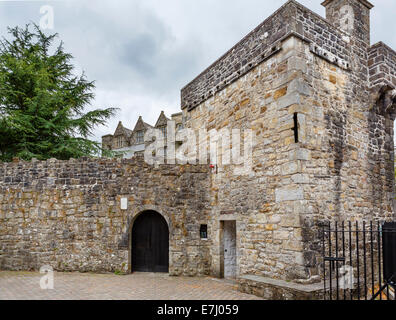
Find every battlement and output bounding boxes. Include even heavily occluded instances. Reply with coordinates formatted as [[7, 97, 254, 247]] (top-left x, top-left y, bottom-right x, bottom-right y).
[[369, 42, 396, 89], [181, 0, 353, 111]]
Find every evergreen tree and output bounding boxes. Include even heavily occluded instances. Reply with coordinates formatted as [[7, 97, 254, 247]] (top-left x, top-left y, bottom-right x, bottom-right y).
[[0, 24, 118, 161]]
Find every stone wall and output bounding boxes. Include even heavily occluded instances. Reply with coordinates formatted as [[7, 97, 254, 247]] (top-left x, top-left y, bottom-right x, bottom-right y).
[[369, 42, 396, 89], [291, 34, 395, 279], [0, 158, 212, 276], [182, 0, 395, 284], [181, 0, 355, 112], [322, 0, 372, 45], [294, 2, 396, 278], [183, 35, 312, 281], [180, 1, 294, 111], [0, 0, 394, 300]]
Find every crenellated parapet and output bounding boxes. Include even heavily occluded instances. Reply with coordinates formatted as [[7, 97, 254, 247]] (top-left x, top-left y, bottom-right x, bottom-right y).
[[369, 42, 396, 90], [181, 0, 356, 111]]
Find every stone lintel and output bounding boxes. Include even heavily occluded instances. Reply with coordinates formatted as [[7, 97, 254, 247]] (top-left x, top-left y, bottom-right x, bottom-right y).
[[219, 214, 238, 221]]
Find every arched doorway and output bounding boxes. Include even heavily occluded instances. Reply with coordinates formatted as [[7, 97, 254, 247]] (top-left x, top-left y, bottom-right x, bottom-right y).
[[132, 210, 169, 272]]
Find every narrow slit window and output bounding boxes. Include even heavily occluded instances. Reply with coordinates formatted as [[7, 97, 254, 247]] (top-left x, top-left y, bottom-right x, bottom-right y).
[[293, 112, 299, 143], [200, 224, 208, 239]]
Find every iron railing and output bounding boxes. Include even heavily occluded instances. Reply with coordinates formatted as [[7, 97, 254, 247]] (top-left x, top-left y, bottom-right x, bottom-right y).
[[322, 221, 396, 300]]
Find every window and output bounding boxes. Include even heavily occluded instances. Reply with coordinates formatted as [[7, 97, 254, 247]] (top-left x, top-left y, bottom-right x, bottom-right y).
[[293, 113, 299, 143], [200, 224, 208, 239], [159, 126, 167, 139], [176, 123, 184, 131], [117, 136, 123, 148], [135, 151, 144, 158], [136, 130, 144, 144]]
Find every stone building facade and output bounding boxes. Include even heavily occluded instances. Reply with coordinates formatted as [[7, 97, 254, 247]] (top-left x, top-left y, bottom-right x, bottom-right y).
[[0, 0, 395, 299], [102, 111, 183, 159], [181, 0, 396, 283]]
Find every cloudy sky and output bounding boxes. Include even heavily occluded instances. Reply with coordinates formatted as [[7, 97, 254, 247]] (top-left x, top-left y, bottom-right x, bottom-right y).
[[0, 0, 395, 142]]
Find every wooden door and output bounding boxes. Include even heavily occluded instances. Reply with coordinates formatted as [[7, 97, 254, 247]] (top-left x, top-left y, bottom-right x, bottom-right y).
[[132, 211, 169, 272], [223, 220, 237, 278]]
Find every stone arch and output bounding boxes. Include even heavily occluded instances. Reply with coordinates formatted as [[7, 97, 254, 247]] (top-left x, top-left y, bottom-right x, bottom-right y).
[[369, 85, 396, 217], [372, 85, 396, 119], [126, 205, 172, 236], [126, 206, 172, 273]]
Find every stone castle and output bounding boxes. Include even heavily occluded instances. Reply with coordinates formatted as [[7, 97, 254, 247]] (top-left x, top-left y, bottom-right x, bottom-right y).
[[0, 0, 395, 299], [101, 111, 183, 159]]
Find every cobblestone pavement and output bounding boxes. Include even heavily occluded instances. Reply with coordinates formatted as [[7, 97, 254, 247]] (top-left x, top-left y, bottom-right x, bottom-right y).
[[0, 271, 261, 300]]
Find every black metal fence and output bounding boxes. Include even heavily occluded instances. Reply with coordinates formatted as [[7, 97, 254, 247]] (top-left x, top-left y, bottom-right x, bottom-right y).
[[322, 221, 396, 300]]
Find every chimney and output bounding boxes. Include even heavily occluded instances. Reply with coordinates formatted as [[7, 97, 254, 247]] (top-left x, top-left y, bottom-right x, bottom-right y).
[[321, 0, 374, 45]]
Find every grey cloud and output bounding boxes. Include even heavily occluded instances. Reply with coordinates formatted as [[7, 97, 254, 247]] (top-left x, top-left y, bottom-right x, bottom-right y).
[[120, 34, 159, 76], [0, 0, 395, 143], [50, 0, 204, 101]]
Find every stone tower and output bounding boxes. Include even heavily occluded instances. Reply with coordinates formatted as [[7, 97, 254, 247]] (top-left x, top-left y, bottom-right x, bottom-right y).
[[322, 0, 373, 44], [182, 0, 396, 295]]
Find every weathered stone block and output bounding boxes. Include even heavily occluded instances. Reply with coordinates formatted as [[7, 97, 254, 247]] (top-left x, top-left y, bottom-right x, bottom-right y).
[[276, 92, 301, 110], [275, 188, 304, 202]]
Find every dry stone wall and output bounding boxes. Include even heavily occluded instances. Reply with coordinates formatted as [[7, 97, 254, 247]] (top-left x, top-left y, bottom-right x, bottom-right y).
[[0, 158, 212, 276]]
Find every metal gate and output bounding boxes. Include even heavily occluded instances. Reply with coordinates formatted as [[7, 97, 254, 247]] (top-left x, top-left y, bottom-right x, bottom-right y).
[[322, 221, 396, 300]]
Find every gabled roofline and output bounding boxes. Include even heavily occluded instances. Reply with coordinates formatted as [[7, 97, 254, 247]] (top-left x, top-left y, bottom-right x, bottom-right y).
[[113, 121, 133, 137], [154, 111, 170, 127]]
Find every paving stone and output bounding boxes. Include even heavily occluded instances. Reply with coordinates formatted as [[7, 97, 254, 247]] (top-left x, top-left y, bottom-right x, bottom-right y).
[[0, 271, 261, 300]]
